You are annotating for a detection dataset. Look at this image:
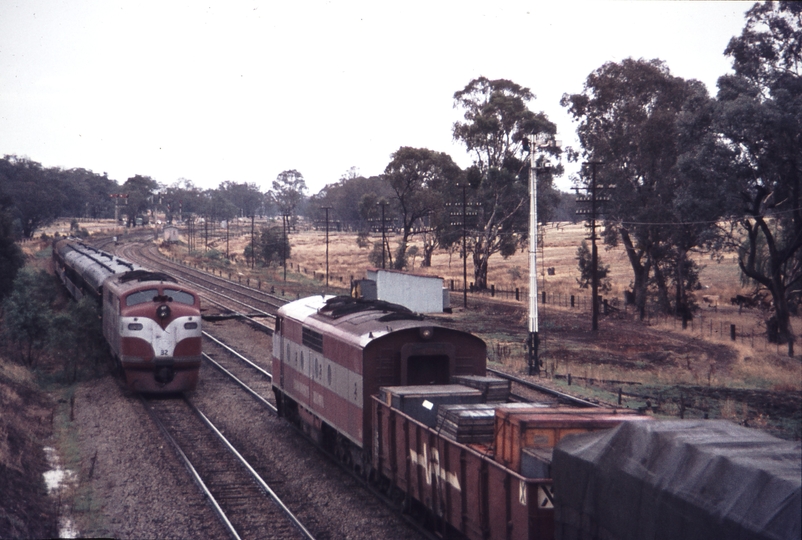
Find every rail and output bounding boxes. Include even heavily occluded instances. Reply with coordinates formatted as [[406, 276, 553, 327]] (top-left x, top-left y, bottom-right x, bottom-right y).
[[141, 394, 313, 539], [140, 396, 243, 540], [486, 367, 602, 408]]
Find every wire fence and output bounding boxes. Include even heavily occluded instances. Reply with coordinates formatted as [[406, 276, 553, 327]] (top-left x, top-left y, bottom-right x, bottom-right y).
[[444, 280, 792, 355]]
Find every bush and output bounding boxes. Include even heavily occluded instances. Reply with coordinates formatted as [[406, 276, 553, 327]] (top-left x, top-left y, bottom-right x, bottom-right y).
[[2, 268, 105, 378], [1, 269, 59, 366], [256, 226, 290, 266]]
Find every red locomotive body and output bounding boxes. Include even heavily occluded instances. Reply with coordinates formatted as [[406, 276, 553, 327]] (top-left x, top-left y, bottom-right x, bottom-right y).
[[103, 270, 202, 392], [53, 238, 202, 393], [272, 295, 486, 463]]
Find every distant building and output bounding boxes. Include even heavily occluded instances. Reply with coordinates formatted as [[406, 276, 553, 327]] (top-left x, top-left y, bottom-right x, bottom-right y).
[[163, 226, 180, 243], [354, 268, 447, 313]]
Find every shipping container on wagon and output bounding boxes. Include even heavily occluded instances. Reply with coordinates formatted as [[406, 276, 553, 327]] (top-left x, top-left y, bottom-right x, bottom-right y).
[[372, 394, 556, 540], [552, 420, 802, 540], [493, 405, 649, 474]]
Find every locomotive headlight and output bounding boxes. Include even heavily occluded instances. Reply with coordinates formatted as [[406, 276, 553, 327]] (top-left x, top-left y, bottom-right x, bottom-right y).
[[419, 327, 434, 340], [184, 322, 198, 329], [156, 304, 171, 319], [128, 323, 143, 331]]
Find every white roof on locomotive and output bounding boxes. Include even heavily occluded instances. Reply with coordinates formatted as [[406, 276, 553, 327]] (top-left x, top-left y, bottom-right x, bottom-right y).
[[103, 269, 181, 297], [278, 295, 447, 349]]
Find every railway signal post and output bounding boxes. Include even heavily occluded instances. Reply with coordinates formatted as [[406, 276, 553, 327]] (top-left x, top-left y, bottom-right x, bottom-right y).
[[525, 134, 558, 376]]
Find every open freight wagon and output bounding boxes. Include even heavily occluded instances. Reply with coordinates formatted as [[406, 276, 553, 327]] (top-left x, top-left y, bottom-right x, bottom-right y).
[[371, 385, 650, 540]]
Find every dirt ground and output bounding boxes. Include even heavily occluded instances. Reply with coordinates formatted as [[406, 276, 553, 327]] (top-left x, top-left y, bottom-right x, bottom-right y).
[[0, 359, 57, 539]]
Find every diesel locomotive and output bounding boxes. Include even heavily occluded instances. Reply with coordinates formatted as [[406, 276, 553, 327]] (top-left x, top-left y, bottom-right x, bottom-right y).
[[53, 238, 202, 392]]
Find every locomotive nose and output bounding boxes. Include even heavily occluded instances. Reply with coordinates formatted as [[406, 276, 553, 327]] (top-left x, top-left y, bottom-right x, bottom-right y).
[[157, 304, 171, 320]]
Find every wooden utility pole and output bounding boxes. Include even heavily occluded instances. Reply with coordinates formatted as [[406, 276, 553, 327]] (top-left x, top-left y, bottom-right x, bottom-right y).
[[282, 214, 290, 281], [446, 184, 480, 308], [321, 206, 332, 290], [575, 161, 610, 332], [250, 214, 255, 269], [378, 201, 389, 269]]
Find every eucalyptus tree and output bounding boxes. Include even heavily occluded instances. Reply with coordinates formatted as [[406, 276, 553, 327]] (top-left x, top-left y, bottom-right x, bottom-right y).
[[270, 169, 308, 221], [219, 181, 262, 218], [384, 146, 461, 269], [714, 1, 802, 347], [58, 168, 116, 219], [452, 77, 558, 289], [0, 156, 65, 238], [561, 59, 723, 319], [310, 171, 392, 231], [161, 178, 205, 223], [121, 175, 160, 226]]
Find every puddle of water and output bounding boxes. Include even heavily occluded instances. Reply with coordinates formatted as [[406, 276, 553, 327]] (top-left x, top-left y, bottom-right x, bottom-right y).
[[43, 446, 80, 539]]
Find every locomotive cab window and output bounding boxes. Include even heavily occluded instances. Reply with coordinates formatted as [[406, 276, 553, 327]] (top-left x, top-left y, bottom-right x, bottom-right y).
[[163, 289, 195, 305], [125, 289, 158, 306], [407, 355, 450, 385]]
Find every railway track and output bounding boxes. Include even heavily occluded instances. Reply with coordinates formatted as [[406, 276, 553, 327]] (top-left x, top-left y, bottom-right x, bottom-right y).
[[192, 331, 425, 539], [203, 331, 276, 411], [486, 367, 603, 408], [198, 329, 440, 540], [142, 394, 313, 540]]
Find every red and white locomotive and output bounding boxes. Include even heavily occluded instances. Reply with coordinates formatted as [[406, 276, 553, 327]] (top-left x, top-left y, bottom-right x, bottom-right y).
[[53, 238, 202, 393], [272, 295, 487, 467]]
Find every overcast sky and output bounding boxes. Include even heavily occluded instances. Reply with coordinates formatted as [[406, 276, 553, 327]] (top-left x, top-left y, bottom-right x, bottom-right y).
[[0, 1, 751, 195]]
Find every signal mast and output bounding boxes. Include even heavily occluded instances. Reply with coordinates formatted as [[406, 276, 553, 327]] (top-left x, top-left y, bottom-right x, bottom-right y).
[[525, 133, 559, 376]]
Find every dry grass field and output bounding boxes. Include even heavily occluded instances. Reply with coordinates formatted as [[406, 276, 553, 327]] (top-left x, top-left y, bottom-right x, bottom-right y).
[[46, 218, 802, 439]]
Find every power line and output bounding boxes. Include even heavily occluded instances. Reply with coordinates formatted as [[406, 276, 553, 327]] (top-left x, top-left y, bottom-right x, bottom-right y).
[[598, 206, 801, 227]]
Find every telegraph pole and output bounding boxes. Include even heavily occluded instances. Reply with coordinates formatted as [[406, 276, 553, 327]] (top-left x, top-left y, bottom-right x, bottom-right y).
[[282, 214, 290, 281], [321, 206, 332, 290], [575, 161, 610, 332], [446, 184, 480, 308], [250, 214, 255, 269], [378, 201, 389, 269]]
